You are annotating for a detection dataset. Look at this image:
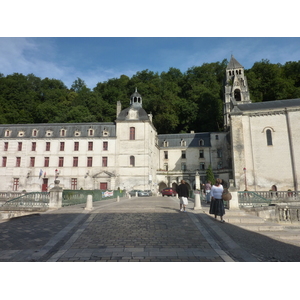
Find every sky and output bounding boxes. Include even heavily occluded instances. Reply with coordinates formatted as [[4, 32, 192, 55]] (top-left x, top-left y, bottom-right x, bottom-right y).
[[1, 37, 300, 90], [1, 1, 300, 91]]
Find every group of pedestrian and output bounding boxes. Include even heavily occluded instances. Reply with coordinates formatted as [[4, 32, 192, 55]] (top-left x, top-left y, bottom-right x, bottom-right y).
[[176, 178, 226, 222]]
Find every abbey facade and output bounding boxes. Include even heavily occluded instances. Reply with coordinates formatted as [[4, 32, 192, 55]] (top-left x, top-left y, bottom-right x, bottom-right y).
[[0, 56, 299, 193]]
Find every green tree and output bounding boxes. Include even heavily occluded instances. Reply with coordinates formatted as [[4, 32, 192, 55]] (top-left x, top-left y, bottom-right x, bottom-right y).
[[206, 165, 215, 185]]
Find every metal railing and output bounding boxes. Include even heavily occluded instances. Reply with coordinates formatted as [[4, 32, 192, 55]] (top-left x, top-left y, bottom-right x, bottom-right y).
[[62, 189, 125, 207], [1, 192, 50, 209]]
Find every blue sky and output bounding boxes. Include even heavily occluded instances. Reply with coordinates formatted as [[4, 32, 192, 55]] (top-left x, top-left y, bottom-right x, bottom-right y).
[[1, 2, 299, 90], [1, 37, 300, 89]]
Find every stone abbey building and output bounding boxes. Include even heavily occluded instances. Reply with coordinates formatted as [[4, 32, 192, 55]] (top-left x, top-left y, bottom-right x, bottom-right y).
[[1, 56, 300, 193]]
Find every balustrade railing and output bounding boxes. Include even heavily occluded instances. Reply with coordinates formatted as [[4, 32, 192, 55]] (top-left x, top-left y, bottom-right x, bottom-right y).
[[1, 192, 50, 209], [62, 189, 125, 207], [238, 191, 300, 207]]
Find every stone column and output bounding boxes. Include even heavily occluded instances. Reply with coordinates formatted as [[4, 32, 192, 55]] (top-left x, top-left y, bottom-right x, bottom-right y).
[[228, 179, 239, 210], [49, 180, 63, 209], [194, 172, 202, 210], [85, 194, 93, 210]]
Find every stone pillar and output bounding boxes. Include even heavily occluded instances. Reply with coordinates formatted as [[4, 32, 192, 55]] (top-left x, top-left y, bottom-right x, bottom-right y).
[[49, 180, 63, 209], [194, 172, 202, 210], [85, 194, 93, 210], [228, 179, 239, 210]]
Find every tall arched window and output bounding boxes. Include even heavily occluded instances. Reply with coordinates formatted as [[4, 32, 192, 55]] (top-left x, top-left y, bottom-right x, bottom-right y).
[[266, 129, 273, 146], [130, 156, 135, 167], [130, 127, 135, 140]]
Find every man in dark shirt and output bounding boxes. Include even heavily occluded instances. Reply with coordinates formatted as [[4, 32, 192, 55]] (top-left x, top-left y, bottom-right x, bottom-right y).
[[177, 180, 189, 212]]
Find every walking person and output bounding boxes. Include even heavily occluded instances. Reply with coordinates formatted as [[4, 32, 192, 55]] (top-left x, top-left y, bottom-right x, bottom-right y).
[[209, 178, 225, 222], [205, 181, 212, 203], [177, 180, 189, 212]]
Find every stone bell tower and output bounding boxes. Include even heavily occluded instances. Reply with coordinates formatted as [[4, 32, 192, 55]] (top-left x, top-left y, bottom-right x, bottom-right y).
[[224, 55, 251, 129]]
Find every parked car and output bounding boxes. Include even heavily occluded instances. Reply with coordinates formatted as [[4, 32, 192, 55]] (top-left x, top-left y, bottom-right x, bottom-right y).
[[138, 190, 150, 197], [129, 190, 140, 196], [144, 190, 152, 196], [129, 190, 150, 197], [161, 188, 177, 197]]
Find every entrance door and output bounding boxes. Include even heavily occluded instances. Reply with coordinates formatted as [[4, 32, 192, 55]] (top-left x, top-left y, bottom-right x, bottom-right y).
[[42, 178, 48, 191], [100, 182, 108, 190]]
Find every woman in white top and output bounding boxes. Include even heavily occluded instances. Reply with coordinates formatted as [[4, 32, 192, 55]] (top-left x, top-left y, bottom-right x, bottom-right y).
[[209, 178, 225, 222]]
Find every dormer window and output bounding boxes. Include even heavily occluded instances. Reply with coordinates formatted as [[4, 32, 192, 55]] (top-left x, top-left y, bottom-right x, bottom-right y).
[[102, 130, 109, 137], [32, 129, 38, 137], [163, 140, 168, 147], [88, 129, 94, 136], [5, 130, 11, 137], [199, 139, 204, 146], [180, 139, 186, 147], [45, 130, 53, 137], [18, 131, 25, 137], [74, 131, 81, 137], [61, 129, 66, 137]]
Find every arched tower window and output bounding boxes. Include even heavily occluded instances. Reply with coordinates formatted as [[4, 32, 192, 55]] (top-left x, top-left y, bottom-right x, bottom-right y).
[[234, 89, 241, 101], [266, 129, 273, 146]]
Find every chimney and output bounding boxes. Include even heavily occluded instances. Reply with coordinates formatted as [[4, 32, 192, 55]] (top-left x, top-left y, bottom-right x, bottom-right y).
[[116, 101, 122, 117]]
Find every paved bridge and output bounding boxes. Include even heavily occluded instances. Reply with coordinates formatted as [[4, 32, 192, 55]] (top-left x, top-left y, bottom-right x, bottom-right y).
[[1, 195, 300, 262]]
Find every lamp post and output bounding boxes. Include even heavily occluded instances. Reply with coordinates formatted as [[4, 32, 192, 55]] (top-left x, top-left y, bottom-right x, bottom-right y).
[[243, 168, 247, 190]]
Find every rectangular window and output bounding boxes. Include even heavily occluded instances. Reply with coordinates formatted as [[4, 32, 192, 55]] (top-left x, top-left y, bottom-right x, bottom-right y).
[[215, 135, 219, 140], [16, 157, 21, 167], [32, 142, 36, 151], [44, 157, 49, 167], [73, 157, 78, 167], [130, 156, 135, 167], [181, 151, 186, 159], [199, 150, 204, 158], [217, 149, 222, 158], [2, 157, 7, 167], [88, 141, 93, 151], [18, 142, 22, 151], [71, 178, 77, 190], [87, 157, 93, 167], [60, 142, 65, 151], [74, 142, 79, 151], [181, 163, 186, 171], [102, 157, 108, 167], [130, 127, 135, 140], [13, 178, 19, 191], [4, 142, 8, 151], [30, 157, 35, 167], [200, 162, 205, 170], [33, 130, 37, 137], [164, 151, 168, 159], [103, 141, 108, 151], [58, 157, 64, 167], [46, 142, 50, 151], [61, 129, 65, 137]]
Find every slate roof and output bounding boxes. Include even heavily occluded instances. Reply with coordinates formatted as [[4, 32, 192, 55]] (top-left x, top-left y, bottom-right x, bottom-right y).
[[235, 98, 300, 113], [158, 132, 211, 148], [0, 122, 116, 139], [116, 106, 150, 121], [227, 55, 244, 69]]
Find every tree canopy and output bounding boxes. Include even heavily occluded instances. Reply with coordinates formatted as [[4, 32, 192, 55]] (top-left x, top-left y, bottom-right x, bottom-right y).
[[1, 59, 300, 134]]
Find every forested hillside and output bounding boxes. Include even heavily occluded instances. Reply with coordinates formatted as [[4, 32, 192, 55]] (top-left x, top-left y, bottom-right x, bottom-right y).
[[1, 59, 300, 134]]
